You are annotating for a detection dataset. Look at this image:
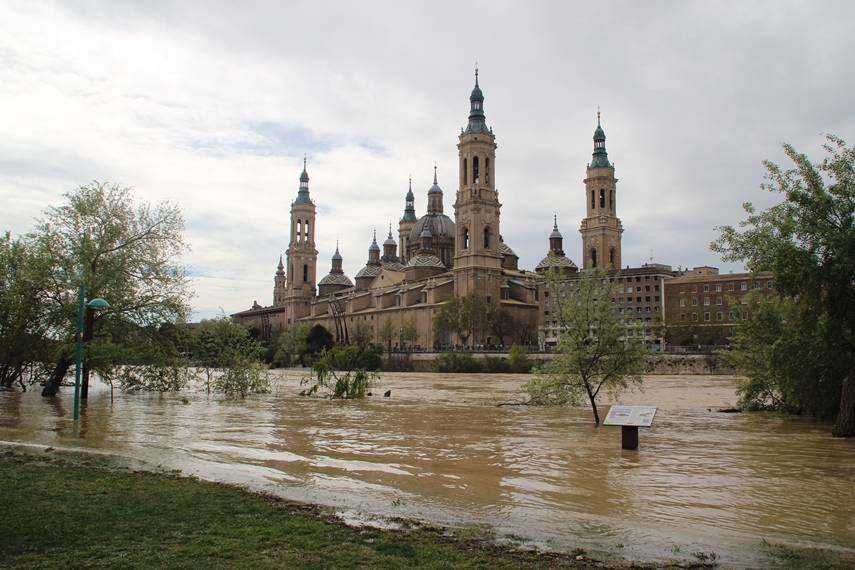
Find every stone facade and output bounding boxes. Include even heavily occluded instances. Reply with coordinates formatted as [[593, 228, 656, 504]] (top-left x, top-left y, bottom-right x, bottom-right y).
[[234, 71, 703, 349]]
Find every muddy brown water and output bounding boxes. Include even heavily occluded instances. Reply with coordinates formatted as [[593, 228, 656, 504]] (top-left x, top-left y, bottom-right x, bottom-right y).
[[1, 372, 853, 567]]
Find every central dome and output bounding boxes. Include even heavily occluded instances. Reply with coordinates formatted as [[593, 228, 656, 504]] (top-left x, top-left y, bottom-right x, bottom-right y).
[[409, 213, 454, 243]]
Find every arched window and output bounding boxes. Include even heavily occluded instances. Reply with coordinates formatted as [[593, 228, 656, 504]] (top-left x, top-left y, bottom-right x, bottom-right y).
[[591, 249, 598, 268], [609, 248, 615, 267], [296, 220, 302, 241], [290, 264, 294, 282], [463, 228, 469, 249], [304, 222, 309, 240], [591, 190, 595, 209], [599, 189, 605, 208], [303, 264, 308, 282], [463, 158, 467, 185], [485, 158, 490, 186], [473, 156, 480, 185], [483, 227, 490, 248]]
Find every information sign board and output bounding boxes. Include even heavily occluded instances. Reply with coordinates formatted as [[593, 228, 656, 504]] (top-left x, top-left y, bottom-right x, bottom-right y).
[[602, 405, 657, 427]]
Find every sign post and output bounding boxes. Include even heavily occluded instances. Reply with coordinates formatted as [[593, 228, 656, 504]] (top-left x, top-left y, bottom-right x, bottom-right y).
[[603, 406, 657, 450]]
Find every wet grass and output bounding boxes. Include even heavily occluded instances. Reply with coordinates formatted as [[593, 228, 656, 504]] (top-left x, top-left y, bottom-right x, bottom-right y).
[[1, 446, 852, 569]]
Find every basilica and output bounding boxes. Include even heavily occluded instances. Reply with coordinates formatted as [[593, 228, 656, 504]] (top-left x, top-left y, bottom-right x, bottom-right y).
[[233, 71, 665, 346]]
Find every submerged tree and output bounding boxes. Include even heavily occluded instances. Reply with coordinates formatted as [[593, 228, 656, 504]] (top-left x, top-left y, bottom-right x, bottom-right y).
[[522, 267, 648, 424], [301, 344, 380, 399], [712, 135, 855, 437], [188, 316, 269, 397], [4, 182, 193, 396]]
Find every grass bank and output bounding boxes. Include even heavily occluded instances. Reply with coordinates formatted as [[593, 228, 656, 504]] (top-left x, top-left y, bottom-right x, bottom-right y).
[[1, 446, 851, 569]]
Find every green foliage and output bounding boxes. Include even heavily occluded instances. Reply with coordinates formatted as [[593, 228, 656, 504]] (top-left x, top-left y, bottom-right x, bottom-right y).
[[0, 233, 52, 388], [433, 291, 487, 346], [188, 316, 269, 397], [400, 315, 420, 347], [482, 355, 511, 373], [377, 316, 394, 346], [118, 364, 191, 392], [2, 182, 194, 394], [350, 319, 374, 351], [522, 267, 648, 423], [305, 324, 334, 356], [711, 135, 855, 434], [275, 322, 310, 367], [433, 352, 483, 373], [301, 344, 380, 399], [508, 344, 532, 373]]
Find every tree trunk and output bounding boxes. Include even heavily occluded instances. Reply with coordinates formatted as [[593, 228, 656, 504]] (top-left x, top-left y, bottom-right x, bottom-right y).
[[832, 362, 855, 438], [41, 357, 73, 397]]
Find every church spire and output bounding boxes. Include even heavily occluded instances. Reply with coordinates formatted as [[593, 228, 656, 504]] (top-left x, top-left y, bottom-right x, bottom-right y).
[[590, 110, 611, 168], [401, 176, 417, 222], [464, 66, 489, 134], [296, 156, 312, 203]]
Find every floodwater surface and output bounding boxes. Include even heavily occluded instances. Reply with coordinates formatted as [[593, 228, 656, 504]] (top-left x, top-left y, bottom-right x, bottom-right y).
[[1, 372, 853, 566]]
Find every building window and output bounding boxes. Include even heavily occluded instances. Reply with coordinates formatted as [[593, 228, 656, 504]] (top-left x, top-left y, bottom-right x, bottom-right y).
[[655, 295, 660, 302], [636, 277, 642, 282], [679, 285, 685, 294], [645, 296, 651, 302], [679, 298, 685, 307], [704, 297, 710, 306], [304, 222, 309, 240], [654, 284, 660, 292], [485, 157, 490, 185], [716, 297, 723, 305], [645, 307, 651, 313], [716, 312, 723, 321], [741, 282, 747, 290], [692, 313, 698, 322], [716, 284, 722, 292], [619, 308, 624, 314], [692, 298, 698, 306], [473, 156, 480, 184], [483, 227, 490, 248], [754, 282, 761, 289], [704, 312, 711, 321], [591, 189, 595, 209], [544, 310, 549, 316], [636, 297, 642, 303], [728, 311, 733, 320], [627, 286, 633, 293], [462, 228, 469, 249], [636, 307, 642, 314], [728, 283, 735, 291], [619, 297, 624, 304], [692, 285, 698, 293], [544, 301, 549, 308], [544, 291, 549, 297], [645, 285, 651, 292], [303, 264, 308, 282], [703, 284, 709, 292], [600, 188, 606, 208], [463, 158, 467, 185]]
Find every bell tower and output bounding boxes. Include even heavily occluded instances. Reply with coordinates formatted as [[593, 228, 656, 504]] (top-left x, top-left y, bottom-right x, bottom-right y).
[[580, 112, 623, 269], [453, 68, 502, 302], [284, 158, 318, 326]]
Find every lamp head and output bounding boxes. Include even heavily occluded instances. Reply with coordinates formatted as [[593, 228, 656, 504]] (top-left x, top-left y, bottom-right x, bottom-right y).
[[86, 298, 110, 309]]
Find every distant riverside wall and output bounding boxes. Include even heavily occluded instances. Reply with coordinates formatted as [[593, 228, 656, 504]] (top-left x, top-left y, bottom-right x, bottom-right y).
[[397, 352, 735, 375]]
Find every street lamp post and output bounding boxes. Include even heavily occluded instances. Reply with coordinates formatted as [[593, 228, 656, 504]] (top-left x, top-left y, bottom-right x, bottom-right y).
[[73, 285, 109, 421]]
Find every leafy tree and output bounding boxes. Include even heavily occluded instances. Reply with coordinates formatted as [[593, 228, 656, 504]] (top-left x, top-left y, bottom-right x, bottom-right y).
[[489, 306, 517, 346], [433, 291, 486, 346], [377, 317, 394, 350], [305, 324, 334, 357], [350, 319, 374, 351], [188, 316, 269, 396], [400, 315, 420, 347], [275, 322, 310, 367], [16, 182, 193, 396], [711, 135, 855, 437], [522, 267, 648, 424], [0, 233, 52, 389], [300, 344, 379, 399]]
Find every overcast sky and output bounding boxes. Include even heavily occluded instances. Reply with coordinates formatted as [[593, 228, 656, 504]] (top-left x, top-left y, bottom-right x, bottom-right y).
[[2, 1, 854, 320]]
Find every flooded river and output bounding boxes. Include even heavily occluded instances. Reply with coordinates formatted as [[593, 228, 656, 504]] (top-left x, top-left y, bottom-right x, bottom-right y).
[[1, 371, 853, 566]]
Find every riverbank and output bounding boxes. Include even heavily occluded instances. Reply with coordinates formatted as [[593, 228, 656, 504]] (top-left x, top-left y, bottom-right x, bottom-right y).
[[0, 445, 727, 570], [395, 353, 735, 375]]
